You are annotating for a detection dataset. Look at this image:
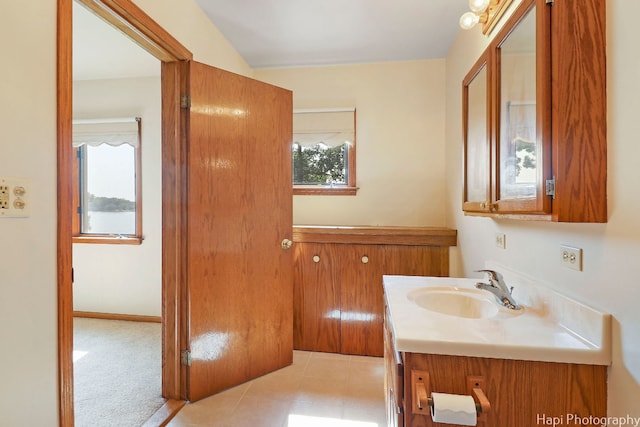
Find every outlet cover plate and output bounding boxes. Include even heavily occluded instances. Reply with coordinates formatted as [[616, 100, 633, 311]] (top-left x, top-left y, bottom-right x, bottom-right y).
[[0, 176, 31, 218], [560, 245, 582, 271]]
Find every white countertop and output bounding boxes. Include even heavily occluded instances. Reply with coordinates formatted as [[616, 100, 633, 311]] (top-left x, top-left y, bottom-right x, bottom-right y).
[[383, 274, 611, 365]]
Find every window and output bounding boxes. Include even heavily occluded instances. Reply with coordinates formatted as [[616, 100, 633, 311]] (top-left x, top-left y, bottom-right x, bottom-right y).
[[72, 117, 142, 244], [292, 108, 357, 195]]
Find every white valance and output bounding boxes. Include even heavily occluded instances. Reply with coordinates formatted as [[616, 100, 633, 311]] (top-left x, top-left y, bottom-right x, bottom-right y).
[[293, 109, 355, 148], [72, 117, 141, 148]]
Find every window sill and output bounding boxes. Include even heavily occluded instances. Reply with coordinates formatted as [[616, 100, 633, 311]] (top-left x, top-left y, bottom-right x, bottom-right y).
[[72, 235, 143, 245], [293, 186, 359, 196]]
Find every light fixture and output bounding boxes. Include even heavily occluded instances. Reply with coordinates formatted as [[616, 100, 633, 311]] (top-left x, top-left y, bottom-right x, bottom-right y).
[[469, 0, 491, 13], [460, 0, 493, 30], [459, 0, 513, 34]]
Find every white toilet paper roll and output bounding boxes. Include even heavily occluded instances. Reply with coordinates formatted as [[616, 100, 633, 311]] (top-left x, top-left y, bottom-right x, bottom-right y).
[[430, 392, 477, 426]]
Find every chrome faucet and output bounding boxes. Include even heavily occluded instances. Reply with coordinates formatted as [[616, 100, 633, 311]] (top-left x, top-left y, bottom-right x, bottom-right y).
[[475, 269, 521, 310]]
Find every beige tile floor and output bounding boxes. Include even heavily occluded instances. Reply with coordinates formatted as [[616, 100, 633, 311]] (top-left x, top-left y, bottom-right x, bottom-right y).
[[167, 351, 387, 427]]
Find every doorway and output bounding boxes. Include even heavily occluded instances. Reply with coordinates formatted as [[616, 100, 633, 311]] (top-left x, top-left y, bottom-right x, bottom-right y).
[[71, 1, 164, 423], [57, 0, 193, 425], [59, 2, 294, 425]]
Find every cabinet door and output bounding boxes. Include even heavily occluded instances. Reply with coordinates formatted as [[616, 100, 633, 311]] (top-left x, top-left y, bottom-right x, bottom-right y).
[[385, 245, 450, 277], [463, 51, 492, 213], [340, 245, 450, 357], [293, 242, 341, 352], [493, 0, 552, 214], [339, 244, 387, 356]]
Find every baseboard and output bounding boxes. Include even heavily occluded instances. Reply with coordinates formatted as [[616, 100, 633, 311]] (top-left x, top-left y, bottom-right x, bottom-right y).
[[73, 311, 161, 323], [142, 399, 186, 427]]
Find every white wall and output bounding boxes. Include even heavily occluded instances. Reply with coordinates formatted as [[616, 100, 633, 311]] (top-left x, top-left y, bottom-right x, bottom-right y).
[[0, 2, 58, 424], [0, 0, 251, 424], [134, 0, 253, 77], [445, 0, 640, 417], [256, 60, 448, 227], [73, 76, 162, 317]]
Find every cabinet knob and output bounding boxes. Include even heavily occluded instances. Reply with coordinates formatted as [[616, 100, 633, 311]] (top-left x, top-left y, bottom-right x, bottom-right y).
[[361, 255, 369, 264], [281, 239, 293, 250], [312, 255, 320, 263]]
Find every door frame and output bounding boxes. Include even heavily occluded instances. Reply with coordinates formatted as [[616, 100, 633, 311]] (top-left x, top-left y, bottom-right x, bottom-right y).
[[57, 0, 192, 425]]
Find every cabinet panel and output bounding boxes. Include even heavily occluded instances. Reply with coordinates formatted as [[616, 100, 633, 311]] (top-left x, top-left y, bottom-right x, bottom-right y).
[[550, 0, 607, 222], [293, 243, 341, 352], [402, 353, 606, 427], [384, 308, 404, 427]]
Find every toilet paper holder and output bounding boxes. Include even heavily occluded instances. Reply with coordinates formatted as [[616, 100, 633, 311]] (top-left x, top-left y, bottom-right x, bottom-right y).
[[411, 370, 491, 422]]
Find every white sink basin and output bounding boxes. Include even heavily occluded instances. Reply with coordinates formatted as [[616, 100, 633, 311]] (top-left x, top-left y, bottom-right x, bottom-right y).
[[406, 286, 499, 319], [384, 272, 612, 366]]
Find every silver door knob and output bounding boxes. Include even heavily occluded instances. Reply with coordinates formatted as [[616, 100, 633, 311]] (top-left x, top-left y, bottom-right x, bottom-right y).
[[312, 255, 320, 263], [361, 255, 369, 264], [281, 239, 293, 250]]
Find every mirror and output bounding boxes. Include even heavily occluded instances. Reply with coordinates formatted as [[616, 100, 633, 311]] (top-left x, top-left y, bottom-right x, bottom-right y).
[[497, 5, 537, 200], [463, 54, 491, 209]]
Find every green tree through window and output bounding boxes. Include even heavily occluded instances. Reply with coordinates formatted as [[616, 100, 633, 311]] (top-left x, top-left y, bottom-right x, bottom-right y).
[[292, 143, 346, 185]]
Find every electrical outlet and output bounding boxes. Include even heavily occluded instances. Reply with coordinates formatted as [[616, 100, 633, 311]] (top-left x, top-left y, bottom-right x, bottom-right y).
[[560, 245, 582, 271], [0, 185, 9, 209], [0, 177, 31, 218], [495, 233, 506, 249]]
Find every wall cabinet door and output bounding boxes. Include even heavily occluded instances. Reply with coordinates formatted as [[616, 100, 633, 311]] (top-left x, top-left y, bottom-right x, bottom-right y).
[[462, 51, 492, 213], [493, 0, 551, 214]]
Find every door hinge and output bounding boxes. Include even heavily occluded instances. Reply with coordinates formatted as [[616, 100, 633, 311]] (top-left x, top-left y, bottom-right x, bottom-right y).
[[545, 177, 556, 199], [180, 95, 191, 109], [181, 350, 192, 366]]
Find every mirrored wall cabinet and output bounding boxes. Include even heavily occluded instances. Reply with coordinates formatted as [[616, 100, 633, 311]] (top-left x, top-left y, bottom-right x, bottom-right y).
[[462, 0, 606, 222]]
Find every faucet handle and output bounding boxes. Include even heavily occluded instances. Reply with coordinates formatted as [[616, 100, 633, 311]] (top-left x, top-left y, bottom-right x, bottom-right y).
[[475, 269, 507, 287], [475, 269, 499, 280]]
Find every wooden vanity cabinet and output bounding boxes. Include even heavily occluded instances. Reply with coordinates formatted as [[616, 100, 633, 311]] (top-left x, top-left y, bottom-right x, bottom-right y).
[[384, 312, 608, 427], [384, 306, 404, 427], [293, 226, 457, 356]]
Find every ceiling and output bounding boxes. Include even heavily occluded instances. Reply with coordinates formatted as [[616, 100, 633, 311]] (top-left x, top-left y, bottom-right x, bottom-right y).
[[73, 0, 469, 80], [194, 0, 469, 69]]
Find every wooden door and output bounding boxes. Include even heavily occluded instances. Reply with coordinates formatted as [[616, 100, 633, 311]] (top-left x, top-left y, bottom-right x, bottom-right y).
[[293, 243, 341, 352], [186, 61, 293, 402]]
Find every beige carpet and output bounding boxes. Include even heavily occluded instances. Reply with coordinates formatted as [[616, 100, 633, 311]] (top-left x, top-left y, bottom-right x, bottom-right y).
[[73, 317, 166, 427]]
